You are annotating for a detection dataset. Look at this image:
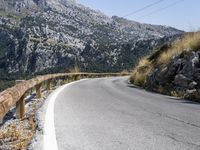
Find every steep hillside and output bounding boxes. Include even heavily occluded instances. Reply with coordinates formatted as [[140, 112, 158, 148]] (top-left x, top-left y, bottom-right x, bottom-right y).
[[130, 32, 200, 101], [0, 0, 184, 91], [0, 0, 183, 74]]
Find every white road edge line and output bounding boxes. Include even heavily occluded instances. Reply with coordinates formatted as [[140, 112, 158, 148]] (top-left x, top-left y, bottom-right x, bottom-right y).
[[44, 79, 88, 150]]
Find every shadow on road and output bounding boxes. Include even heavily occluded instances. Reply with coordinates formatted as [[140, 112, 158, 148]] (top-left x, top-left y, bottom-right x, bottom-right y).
[[168, 97, 200, 105], [127, 82, 200, 105]]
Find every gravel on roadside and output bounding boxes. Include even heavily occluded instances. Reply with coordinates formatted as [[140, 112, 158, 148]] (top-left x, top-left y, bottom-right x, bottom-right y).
[[0, 89, 54, 150]]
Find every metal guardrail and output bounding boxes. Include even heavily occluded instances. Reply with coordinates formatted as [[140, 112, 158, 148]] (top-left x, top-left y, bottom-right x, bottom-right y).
[[0, 73, 130, 123]]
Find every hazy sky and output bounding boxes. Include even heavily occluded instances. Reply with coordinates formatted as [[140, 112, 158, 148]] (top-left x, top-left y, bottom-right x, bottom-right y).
[[78, 0, 200, 31]]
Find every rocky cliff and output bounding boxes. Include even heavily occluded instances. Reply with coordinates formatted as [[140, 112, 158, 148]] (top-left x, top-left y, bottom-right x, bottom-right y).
[[130, 32, 200, 101], [146, 50, 200, 101], [0, 0, 183, 75]]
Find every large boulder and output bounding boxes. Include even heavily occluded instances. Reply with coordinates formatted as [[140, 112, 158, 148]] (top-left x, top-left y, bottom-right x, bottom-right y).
[[173, 74, 191, 87], [146, 50, 200, 101]]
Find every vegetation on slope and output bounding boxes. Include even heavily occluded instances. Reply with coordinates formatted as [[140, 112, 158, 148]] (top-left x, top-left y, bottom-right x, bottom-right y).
[[130, 31, 200, 101], [157, 32, 200, 65]]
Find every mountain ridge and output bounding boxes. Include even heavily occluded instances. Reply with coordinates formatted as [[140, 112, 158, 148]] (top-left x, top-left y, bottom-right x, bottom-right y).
[[0, 0, 183, 75]]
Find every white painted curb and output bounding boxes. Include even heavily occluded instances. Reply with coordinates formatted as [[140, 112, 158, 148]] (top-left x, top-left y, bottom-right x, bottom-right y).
[[43, 79, 87, 150]]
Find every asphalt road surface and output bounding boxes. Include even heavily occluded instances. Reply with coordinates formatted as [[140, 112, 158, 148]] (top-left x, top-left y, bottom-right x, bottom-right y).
[[54, 77, 200, 150]]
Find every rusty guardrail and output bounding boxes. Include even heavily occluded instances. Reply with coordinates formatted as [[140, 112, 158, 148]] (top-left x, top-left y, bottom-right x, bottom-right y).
[[0, 72, 130, 123]]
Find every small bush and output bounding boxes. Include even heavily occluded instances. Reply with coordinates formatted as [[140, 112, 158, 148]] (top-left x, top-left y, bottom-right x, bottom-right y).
[[130, 57, 152, 86], [130, 71, 146, 86], [170, 91, 180, 97], [120, 70, 130, 76], [69, 65, 80, 73]]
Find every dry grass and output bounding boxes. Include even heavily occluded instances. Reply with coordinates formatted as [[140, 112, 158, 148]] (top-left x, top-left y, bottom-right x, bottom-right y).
[[130, 31, 200, 86], [130, 57, 152, 86], [170, 91, 180, 97], [0, 89, 50, 150], [157, 32, 200, 65], [69, 66, 81, 81], [120, 70, 130, 76], [0, 116, 36, 150], [69, 66, 80, 73]]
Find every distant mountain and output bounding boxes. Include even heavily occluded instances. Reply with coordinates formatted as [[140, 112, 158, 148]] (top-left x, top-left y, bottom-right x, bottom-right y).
[[0, 0, 183, 74]]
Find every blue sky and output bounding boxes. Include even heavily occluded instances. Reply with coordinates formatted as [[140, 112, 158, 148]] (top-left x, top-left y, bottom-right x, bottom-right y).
[[78, 0, 200, 31]]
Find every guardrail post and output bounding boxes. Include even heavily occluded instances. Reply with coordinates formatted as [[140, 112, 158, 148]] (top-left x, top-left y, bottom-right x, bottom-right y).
[[47, 80, 51, 91], [36, 83, 42, 98], [88, 74, 93, 78], [74, 74, 80, 81], [64, 77, 69, 84], [57, 79, 61, 86], [16, 94, 25, 119], [51, 79, 55, 88], [68, 76, 73, 82], [60, 78, 65, 85]]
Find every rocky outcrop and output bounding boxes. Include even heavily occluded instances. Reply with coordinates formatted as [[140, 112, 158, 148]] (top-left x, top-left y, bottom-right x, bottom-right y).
[[146, 50, 200, 101]]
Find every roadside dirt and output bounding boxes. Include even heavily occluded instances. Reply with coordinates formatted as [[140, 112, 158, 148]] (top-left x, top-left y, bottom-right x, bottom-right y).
[[0, 90, 50, 150]]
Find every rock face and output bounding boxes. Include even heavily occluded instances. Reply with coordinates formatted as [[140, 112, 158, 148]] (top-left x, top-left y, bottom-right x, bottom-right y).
[[146, 50, 200, 100], [0, 0, 183, 74]]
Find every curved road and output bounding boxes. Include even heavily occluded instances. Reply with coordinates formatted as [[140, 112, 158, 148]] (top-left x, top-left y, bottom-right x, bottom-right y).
[[54, 77, 200, 150]]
